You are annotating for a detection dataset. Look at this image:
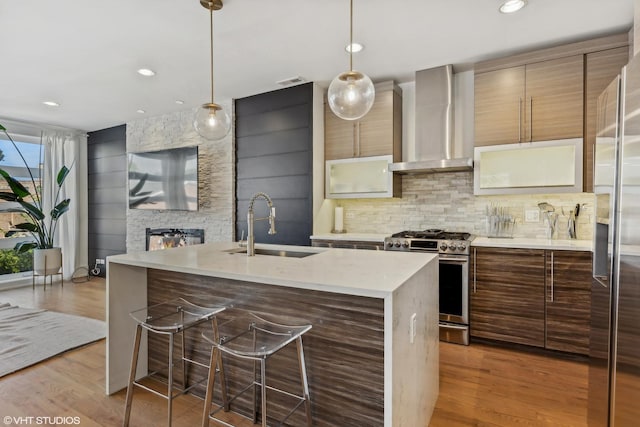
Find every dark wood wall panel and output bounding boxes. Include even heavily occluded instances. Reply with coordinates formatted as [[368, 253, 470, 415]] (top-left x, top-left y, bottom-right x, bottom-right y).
[[87, 125, 127, 276], [147, 269, 385, 427], [235, 83, 313, 247]]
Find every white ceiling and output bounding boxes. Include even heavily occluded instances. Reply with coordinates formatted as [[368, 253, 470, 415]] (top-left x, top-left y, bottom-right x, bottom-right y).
[[0, 0, 634, 132]]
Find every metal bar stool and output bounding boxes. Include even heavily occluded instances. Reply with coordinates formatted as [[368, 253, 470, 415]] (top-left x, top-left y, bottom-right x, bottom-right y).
[[123, 297, 229, 427], [201, 311, 313, 427]]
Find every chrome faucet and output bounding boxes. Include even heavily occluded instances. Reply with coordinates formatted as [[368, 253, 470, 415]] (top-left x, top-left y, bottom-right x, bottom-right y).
[[247, 192, 276, 256]]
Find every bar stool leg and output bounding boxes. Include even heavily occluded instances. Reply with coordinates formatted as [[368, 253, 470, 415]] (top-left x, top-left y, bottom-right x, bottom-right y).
[[201, 346, 218, 427], [296, 337, 313, 427], [252, 327, 259, 424], [181, 311, 187, 390], [167, 333, 174, 427], [123, 325, 143, 427], [260, 358, 267, 427], [212, 317, 230, 411]]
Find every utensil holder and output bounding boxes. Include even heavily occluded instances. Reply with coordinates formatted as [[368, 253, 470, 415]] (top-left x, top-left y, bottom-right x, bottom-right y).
[[486, 215, 516, 238]]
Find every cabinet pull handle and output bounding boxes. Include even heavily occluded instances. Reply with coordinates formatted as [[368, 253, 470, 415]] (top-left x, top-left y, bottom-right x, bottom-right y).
[[352, 123, 357, 157], [473, 248, 477, 294], [356, 122, 361, 157], [518, 97, 522, 143], [550, 251, 554, 302], [528, 97, 533, 142]]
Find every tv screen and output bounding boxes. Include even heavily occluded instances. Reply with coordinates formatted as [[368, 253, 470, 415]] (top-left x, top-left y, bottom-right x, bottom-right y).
[[128, 146, 198, 211]]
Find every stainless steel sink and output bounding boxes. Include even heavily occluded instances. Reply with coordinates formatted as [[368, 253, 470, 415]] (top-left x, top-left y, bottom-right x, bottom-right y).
[[225, 247, 317, 258]]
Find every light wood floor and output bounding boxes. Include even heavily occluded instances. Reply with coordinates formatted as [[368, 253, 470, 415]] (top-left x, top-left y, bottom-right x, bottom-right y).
[[0, 279, 588, 426]]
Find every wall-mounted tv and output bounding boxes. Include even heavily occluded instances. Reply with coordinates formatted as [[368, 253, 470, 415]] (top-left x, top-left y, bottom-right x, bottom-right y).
[[128, 146, 198, 211]]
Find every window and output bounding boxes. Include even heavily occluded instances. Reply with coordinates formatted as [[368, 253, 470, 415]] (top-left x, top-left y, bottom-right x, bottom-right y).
[[0, 136, 43, 277]]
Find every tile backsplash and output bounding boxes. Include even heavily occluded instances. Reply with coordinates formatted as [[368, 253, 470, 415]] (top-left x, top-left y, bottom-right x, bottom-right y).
[[335, 171, 595, 240]]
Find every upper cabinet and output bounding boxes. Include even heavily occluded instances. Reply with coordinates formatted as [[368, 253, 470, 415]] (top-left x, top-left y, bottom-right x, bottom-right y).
[[474, 55, 584, 146], [474, 33, 630, 192], [584, 46, 630, 192], [325, 81, 402, 161]]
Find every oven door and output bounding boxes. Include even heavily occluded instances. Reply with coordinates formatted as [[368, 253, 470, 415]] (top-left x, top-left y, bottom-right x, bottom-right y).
[[439, 254, 469, 324]]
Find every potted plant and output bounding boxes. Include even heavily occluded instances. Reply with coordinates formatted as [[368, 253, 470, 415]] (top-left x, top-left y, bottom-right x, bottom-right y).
[[0, 123, 71, 275]]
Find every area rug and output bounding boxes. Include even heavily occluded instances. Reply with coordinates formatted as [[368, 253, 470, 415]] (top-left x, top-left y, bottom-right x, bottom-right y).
[[0, 302, 106, 378]]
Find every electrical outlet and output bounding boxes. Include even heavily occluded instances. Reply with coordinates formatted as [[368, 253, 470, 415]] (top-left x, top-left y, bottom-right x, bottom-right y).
[[345, 211, 356, 219], [525, 209, 540, 223], [96, 259, 105, 265], [409, 313, 417, 344]]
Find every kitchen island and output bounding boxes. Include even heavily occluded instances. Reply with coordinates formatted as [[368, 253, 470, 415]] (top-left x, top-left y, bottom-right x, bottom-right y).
[[106, 242, 438, 426]]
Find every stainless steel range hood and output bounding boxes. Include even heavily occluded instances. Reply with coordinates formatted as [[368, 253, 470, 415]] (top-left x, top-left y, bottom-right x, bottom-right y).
[[390, 65, 474, 174]]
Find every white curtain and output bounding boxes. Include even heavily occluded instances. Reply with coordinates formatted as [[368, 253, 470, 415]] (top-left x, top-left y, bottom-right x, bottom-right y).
[[42, 130, 88, 279]]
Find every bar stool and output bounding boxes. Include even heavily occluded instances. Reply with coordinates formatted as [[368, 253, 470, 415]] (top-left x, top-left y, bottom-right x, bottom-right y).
[[123, 297, 229, 427], [201, 311, 313, 427]]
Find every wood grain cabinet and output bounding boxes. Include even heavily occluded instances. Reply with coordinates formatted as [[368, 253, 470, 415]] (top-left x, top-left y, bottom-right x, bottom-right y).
[[471, 246, 592, 355], [470, 247, 546, 347], [474, 55, 584, 146], [584, 46, 629, 192], [545, 250, 593, 355], [324, 80, 402, 161]]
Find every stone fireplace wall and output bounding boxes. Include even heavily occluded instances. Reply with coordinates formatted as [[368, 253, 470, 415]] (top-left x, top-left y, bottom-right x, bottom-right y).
[[125, 102, 234, 252]]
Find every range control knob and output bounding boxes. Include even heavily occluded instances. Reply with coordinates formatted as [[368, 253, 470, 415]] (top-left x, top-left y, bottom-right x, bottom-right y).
[[402, 241, 410, 248], [448, 243, 457, 250], [439, 243, 448, 251], [394, 241, 401, 248], [458, 243, 467, 251], [387, 241, 394, 248]]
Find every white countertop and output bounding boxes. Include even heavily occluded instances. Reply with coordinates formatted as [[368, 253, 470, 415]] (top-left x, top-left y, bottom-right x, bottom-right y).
[[310, 233, 390, 242], [107, 241, 436, 298], [472, 237, 592, 251]]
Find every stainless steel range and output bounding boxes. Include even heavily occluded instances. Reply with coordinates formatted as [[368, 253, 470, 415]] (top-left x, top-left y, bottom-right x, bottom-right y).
[[384, 229, 472, 345]]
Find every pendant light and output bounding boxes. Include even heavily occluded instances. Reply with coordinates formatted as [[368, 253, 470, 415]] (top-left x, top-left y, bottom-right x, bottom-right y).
[[193, 0, 231, 141], [327, 0, 375, 121]]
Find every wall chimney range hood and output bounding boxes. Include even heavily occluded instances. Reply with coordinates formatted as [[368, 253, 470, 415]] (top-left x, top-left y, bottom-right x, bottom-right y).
[[390, 65, 474, 174]]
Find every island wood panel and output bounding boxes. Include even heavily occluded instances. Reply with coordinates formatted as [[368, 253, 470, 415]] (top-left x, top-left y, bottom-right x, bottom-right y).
[[545, 250, 592, 355], [584, 46, 629, 192], [146, 269, 385, 427], [470, 247, 545, 347]]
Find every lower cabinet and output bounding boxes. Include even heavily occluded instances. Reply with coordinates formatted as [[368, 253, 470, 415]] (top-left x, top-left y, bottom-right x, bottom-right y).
[[470, 247, 546, 347], [471, 246, 592, 355], [545, 250, 592, 354]]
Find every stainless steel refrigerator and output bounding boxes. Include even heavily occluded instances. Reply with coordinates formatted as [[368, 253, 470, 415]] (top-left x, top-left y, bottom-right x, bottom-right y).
[[589, 53, 640, 426]]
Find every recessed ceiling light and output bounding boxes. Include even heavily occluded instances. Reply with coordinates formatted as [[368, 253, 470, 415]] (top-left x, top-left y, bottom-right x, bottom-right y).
[[136, 109, 146, 114], [499, 0, 527, 14], [137, 68, 156, 77], [345, 42, 364, 53], [43, 101, 60, 107], [175, 100, 185, 105]]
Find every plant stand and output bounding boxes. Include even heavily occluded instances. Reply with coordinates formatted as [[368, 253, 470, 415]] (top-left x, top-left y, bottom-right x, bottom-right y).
[[32, 255, 64, 290]]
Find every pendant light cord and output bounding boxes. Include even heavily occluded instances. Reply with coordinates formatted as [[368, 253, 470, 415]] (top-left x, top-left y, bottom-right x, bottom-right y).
[[349, 0, 353, 72], [209, 6, 215, 103]]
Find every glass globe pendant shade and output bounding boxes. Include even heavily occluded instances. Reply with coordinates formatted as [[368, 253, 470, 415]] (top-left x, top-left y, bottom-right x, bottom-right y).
[[194, 102, 231, 141], [328, 70, 375, 120]]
